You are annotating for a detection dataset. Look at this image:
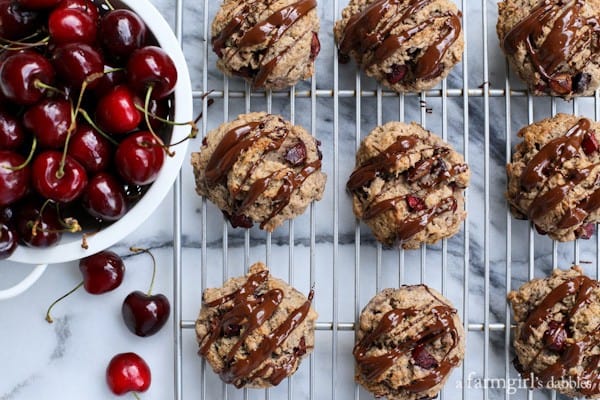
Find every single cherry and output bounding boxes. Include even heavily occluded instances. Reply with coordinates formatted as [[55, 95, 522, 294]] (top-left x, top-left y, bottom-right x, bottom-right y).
[[0, 50, 55, 105], [45, 249, 125, 322], [32, 151, 88, 203], [0, 0, 41, 40], [23, 98, 73, 149], [92, 66, 127, 97], [100, 9, 147, 61], [106, 352, 151, 396], [48, 7, 97, 45], [67, 123, 113, 173], [0, 222, 17, 258], [51, 43, 103, 89], [16, 199, 62, 247], [122, 247, 171, 337], [82, 173, 127, 221], [0, 150, 30, 206], [95, 85, 142, 135], [0, 110, 24, 149], [114, 131, 164, 185], [127, 46, 177, 100]]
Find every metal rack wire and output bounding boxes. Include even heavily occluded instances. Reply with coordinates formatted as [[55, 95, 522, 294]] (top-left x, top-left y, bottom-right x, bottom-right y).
[[167, 0, 600, 399]]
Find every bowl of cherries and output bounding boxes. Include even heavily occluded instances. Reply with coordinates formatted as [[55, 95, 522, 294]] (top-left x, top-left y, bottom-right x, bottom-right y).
[[0, 0, 193, 297]]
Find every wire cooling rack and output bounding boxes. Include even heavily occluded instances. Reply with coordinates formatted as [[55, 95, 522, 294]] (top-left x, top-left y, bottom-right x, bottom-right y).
[[167, 0, 600, 399]]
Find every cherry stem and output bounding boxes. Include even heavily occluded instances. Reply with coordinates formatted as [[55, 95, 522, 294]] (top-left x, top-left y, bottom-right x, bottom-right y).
[[0, 35, 49, 51], [4, 137, 36, 171], [104, 0, 115, 10], [78, 109, 119, 146], [130, 247, 157, 296], [143, 85, 174, 157], [45, 280, 84, 323], [132, 393, 141, 400], [55, 100, 78, 179], [34, 80, 66, 97]]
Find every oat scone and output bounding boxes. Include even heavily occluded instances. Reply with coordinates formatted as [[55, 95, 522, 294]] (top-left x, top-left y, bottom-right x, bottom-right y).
[[497, 0, 600, 98], [354, 285, 465, 400], [334, 0, 464, 92], [347, 121, 469, 249], [211, 0, 320, 89], [196, 262, 317, 388], [508, 266, 600, 398], [191, 112, 326, 231], [506, 114, 600, 242]]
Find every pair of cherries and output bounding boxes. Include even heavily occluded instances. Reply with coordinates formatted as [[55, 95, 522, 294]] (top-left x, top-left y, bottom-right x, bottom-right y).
[[0, 0, 180, 259], [46, 248, 170, 396]]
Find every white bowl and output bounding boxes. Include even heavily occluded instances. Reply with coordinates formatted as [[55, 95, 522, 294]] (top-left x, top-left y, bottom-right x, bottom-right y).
[[6, 1, 193, 265]]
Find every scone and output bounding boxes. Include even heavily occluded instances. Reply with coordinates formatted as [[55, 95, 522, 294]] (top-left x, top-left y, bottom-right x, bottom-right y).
[[347, 121, 469, 249], [497, 0, 600, 98], [508, 266, 600, 398], [195, 262, 317, 388], [211, 0, 320, 89], [354, 285, 465, 400], [506, 114, 600, 242], [334, 0, 464, 92], [191, 112, 326, 231]]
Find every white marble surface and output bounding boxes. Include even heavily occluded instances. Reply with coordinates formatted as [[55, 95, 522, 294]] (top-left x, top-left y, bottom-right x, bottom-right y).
[[2, 0, 600, 399]]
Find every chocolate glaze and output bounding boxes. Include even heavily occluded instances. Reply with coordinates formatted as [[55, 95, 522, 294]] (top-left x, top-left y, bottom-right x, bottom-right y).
[[199, 270, 314, 388], [205, 117, 321, 229], [353, 287, 461, 394], [338, 0, 461, 83], [395, 196, 457, 242], [502, 0, 600, 93], [517, 273, 600, 394], [212, 0, 317, 87]]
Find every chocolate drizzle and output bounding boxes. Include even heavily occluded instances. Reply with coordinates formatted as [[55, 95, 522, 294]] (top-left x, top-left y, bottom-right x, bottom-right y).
[[204, 117, 322, 229], [199, 269, 314, 388], [212, 0, 317, 88], [338, 0, 462, 83], [516, 273, 600, 395], [347, 135, 467, 245], [502, 0, 600, 95], [353, 286, 461, 394], [515, 118, 600, 235]]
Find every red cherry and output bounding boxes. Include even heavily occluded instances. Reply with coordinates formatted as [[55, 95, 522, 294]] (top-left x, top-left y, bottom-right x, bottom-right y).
[[23, 98, 73, 149], [582, 132, 599, 155], [16, 0, 61, 9], [0, 0, 41, 40], [0, 150, 30, 206], [0, 50, 55, 105], [114, 131, 164, 185], [54, 0, 98, 22], [51, 43, 103, 89], [32, 151, 88, 202], [79, 250, 125, 294], [67, 123, 112, 173], [100, 9, 147, 61], [122, 290, 170, 337], [0, 110, 25, 149], [127, 46, 177, 100], [95, 85, 142, 135], [82, 173, 127, 221], [92, 66, 126, 97], [48, 8, 97, 45], [0, 222, 17, 258], [16, 199, 62, 247], [106, 352, 151, 395]]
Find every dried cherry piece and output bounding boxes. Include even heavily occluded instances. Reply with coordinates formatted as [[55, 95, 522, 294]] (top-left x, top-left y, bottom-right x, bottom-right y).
[[412, 344, 438, 370], [543, 320, 567, 352], [284, 141, 307, 166], [406, 195, 426, 211], [575, 222, 595, 239], [387, 64, 408, 85], [582, 132, 599, 155], [310, 32, 320, 60]]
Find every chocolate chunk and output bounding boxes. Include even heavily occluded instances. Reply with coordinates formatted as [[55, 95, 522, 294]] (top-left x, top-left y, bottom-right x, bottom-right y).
[[412, 344, 438, 369], [338, 51, 350, 64], [310, 32, 320, 61], [406, 195, 426, 211], [223, 211, 254, 229], [572, 72, 591, 94], [223, 323, 241, 338], [543, 320, 566, 352], [534, 224, 547, 235], [293, 336, 307, 357], [202, 137, 208, 146], [548, 73, 572, 95], [285, 141, 307, 166], [581, 132, 599, 155], [386, 64, 408, 84], [233, 66, 258, 79]]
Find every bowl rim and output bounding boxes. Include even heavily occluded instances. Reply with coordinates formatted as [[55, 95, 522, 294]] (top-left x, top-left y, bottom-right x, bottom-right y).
[[7, 0, 193, 264]]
